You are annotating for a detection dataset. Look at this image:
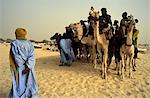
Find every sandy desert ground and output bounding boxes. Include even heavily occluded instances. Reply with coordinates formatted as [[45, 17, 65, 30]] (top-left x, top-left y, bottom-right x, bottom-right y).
[[0, 43, 150, 98]]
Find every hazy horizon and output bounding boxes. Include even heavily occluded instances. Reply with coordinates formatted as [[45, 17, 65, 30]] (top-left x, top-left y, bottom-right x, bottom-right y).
[[0, 0, 150, 44]]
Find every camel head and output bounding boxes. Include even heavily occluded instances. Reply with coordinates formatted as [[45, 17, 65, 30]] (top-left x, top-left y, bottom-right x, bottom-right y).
[[89, 11, 100, 28], [50, 33, 59, 40], [71, 22, 83, 40], [93, 11, 100, 21], [128, 15, 136, 25], [69, 24, 74, 30], [127, 15, 136, 32]]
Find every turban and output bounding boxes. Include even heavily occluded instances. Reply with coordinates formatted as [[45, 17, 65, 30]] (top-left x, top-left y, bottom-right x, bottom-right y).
[[15, 28, 27, 40], [101, 8, 106, 11]]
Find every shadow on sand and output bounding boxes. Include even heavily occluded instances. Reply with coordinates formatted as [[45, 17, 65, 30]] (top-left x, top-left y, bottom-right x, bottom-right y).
[[35, 55, 100, 76]]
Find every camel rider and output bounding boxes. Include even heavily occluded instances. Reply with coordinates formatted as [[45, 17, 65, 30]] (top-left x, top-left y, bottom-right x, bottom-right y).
[[89, 6, 95, 16], [88, 6, 95, 23], [113, 20, 122, 64], [99, 8, 112, 39], [113, 20, 119, 35], [80, 20, 87, 37], [133, 19, 139, 58], [120, 12, 129, 36], [87, 6, 95, 38], [65, 26, 74, 40]]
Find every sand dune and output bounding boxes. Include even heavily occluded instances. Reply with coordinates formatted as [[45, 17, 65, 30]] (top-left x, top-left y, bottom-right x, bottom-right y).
[[0, 44, 150, 98]]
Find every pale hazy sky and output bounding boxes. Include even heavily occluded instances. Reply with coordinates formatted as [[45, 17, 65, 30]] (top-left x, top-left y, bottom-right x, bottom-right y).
[[0, 0, 150, 44]]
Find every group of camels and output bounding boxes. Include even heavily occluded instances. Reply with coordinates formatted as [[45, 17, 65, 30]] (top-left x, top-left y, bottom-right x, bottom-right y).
[[68, 11, 137, 79]]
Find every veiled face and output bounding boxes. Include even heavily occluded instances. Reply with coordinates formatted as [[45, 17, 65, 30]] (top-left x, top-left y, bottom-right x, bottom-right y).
[[102, 10, 107, 16], [91, 7, 94, 11], [122, 12, 127, 19]]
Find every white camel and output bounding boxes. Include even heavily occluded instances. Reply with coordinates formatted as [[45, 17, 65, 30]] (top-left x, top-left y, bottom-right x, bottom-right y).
[[120, 15, 135, 79]]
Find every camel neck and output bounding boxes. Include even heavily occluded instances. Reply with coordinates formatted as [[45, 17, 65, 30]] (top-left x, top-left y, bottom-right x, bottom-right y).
[[126, 24, 134, 46], [94, 21, 99, 39]]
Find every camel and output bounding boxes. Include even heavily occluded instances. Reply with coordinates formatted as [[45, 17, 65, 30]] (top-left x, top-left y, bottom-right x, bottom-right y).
[[72, 13, 104, 65], [92, 12, 110, 79], [72, 12, 109, 74], [50, 33, 62, 50], [120, 15, 135, 79], [70, 22, 94, 62]]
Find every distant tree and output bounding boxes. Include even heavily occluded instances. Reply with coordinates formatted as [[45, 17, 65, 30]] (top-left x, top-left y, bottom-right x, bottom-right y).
[[29, 40, 35, 42], [6, 39, 12, 43], [42, 40, 48, 43], [0, 38, 5, 41], [0, 38, 5, 43]]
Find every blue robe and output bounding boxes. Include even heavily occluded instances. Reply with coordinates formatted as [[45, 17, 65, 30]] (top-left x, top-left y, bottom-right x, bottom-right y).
[[9, 40, 38, 98], [59, 39, 75, 65]]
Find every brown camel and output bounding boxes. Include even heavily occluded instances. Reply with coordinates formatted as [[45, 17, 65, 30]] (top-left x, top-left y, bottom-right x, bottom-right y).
[[92, 11, 111, 79], [71, 22, 94, 62]]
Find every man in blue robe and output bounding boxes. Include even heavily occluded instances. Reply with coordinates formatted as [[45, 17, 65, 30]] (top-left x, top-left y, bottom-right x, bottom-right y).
[[59, 33, 75, 66], [9, 28, 38, 98]]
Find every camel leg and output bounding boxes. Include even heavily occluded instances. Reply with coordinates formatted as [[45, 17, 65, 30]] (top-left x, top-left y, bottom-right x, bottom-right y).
[[121, 54, 125, 79], [86, 45, 90, 62], [103, 50, 108, 79], [92, 44, 97, 68], [77, 48, 81, 60], [129, 56, 133, 78], [116, 61, 120, 75], [115, 58, 118, 70], [132, 58, 136, 71], [88, 46, 92, 63], [101, 50, 105, 78], [107, 56, 112, 70], [101, 57, 104, 78], [124, 55, 127, 71], [129, 57, 132, 78]]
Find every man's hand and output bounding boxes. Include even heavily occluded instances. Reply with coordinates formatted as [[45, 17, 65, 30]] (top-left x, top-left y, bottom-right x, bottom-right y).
[[22, 67, 30, 75]]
